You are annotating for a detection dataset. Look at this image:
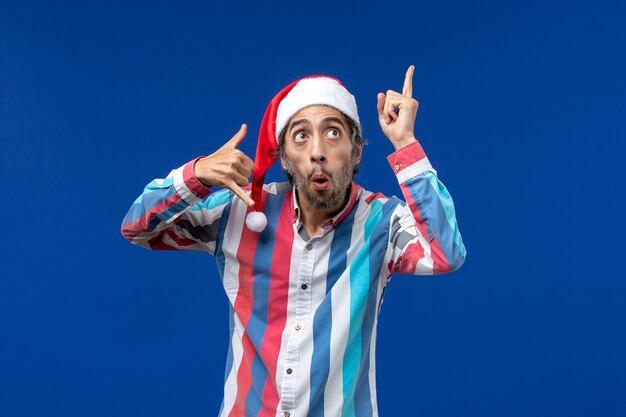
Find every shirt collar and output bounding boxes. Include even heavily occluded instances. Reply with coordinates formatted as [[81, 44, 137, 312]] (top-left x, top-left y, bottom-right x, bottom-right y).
[[290, 182, 361, 231]]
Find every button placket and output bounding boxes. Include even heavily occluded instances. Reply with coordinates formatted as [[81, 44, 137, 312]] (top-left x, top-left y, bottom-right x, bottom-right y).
[[280, 239, 317, 411]]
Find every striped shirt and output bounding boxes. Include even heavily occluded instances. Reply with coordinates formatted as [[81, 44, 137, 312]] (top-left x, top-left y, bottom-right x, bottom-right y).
[[121, 141, 466, 417]]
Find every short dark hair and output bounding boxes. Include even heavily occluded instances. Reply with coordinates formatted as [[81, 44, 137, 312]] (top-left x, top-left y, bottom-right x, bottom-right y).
[[275, 108, 364, 185]]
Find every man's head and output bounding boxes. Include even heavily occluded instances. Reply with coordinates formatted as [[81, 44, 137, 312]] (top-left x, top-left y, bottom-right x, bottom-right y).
[[276, 105, 363, 182], [277, 105, 363, 211], [246, 75, 362, 231]]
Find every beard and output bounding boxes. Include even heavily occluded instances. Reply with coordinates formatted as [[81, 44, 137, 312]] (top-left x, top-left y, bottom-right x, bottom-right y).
[[283, 158, 355, 211]]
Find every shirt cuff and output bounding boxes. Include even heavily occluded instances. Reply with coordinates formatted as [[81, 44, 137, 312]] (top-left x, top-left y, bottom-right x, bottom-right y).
[[387, 140, 434, 183], [173, 157, 212, 204]]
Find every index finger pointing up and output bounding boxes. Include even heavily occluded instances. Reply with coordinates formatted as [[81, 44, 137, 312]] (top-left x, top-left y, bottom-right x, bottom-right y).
[[402, 65, 414, 98]]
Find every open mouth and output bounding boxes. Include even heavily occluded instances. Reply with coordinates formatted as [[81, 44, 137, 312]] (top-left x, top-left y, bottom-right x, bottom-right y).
[[311, 174, 330, 190]]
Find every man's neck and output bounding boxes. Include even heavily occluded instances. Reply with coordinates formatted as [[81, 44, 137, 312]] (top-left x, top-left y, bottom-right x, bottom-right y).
[[296, 189, 350, 238]]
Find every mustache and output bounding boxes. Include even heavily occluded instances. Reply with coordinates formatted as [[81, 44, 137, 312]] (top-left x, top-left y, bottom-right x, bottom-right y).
[[307, 167, 333, 180]]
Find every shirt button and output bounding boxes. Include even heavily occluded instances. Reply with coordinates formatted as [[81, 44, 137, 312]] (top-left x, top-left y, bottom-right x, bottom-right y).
[[306, 243, 313, 251], [301, 283, 308, 290], [284, 412, 290, 417], [286, 368, 293, 374], [394, 163, 402, 171], [295, 324, 301, 331]]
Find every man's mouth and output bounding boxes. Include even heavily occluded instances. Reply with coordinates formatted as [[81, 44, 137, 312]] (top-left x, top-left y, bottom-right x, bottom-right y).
[[310, 173, 330, 190]]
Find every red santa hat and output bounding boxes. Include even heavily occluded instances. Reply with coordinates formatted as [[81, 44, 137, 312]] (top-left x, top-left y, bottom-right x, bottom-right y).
[[245, 75, 361, 232]]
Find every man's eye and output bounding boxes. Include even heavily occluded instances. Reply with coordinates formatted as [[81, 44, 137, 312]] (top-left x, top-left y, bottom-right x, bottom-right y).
[[294, 132, 307, 142], [326, 129, 340, 139]]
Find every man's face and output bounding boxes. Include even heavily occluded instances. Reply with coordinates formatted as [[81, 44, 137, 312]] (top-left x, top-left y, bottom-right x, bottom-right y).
[[280, 105, 362, 212]]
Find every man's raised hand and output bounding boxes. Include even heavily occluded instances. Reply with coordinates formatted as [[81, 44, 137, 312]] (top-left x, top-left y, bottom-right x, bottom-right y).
[[377, 65, 419, 150], [194, 124, 255, 207]]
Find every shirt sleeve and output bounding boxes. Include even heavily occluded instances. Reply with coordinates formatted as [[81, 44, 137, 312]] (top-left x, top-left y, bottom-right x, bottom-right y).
[[386, 141, 466, 275], [120, 157, 234, 255]]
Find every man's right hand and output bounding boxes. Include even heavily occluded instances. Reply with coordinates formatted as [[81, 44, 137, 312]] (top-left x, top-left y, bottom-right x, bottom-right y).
[[194, 124, 255, 207]]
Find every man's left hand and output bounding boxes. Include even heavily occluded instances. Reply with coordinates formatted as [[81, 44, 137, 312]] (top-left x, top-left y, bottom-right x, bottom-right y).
[[377, 65, 419, 150]]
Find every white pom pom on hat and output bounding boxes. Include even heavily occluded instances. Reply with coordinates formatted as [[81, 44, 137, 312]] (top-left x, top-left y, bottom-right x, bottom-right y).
[[245, 210, 268, 232], [245, 75, 361, 232]]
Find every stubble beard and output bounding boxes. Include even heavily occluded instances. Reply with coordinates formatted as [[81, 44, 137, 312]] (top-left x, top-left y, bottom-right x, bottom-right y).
[[283, 158, 355, 211]]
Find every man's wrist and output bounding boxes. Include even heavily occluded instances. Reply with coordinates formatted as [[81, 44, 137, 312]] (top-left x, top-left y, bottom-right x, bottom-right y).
[[193, 156, 219, 188], [390, 136, 417, 151], [186, 157, 212, 197]]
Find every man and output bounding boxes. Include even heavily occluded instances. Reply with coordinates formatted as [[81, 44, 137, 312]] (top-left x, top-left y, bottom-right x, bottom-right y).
[[121, 66, 466, 417]]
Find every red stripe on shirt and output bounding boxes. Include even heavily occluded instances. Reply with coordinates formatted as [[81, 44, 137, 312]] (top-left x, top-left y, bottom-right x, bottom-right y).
[[149, 229, 200, 249], [258, 197, 295, 416], [229, 193, 266, 417], [121, 192, 184, 241]]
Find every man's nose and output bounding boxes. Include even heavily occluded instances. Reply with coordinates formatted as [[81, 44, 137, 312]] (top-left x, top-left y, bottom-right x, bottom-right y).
[[309, 136, 327, 163]]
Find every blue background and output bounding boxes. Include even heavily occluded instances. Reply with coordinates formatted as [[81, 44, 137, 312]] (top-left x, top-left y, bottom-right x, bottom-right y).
[[1, 0, 625, 416]]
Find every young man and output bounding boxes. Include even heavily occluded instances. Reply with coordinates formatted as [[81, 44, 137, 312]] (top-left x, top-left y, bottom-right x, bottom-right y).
[[121, 67, 466, 417]]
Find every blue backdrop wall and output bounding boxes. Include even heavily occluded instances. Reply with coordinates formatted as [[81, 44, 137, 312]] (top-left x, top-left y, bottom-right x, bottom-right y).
[[1, 0, 625, 416]]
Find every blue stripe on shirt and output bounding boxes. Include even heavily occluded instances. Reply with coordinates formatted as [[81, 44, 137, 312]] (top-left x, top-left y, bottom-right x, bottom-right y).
[[214, 195, 234, 403], [219, 303, 236, 417], [423, 172, 466, 257], [308, 200, 359, 417], [214, 195, 233, 283], [354, 199, 399, 417], [342, 199, 383, 417], [155, 199, 190, 228], [405, 174, 457, 265]]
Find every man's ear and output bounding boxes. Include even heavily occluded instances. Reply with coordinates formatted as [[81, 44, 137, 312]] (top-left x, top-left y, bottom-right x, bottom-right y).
[[279, 154, 287, 170], [355, 143, 363, 164]]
